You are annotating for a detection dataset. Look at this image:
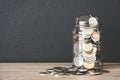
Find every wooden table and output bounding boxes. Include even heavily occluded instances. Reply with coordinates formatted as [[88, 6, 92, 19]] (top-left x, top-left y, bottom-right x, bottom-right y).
[[0, 63, 120, 80]]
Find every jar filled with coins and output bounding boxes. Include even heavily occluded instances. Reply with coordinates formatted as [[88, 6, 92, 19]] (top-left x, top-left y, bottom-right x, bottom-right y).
[[72, 15, 102, 73], [39, 15, 108, 76]]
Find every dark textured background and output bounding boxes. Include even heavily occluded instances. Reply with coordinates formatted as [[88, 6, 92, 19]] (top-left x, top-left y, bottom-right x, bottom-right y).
[[0, 0, 120, 62]]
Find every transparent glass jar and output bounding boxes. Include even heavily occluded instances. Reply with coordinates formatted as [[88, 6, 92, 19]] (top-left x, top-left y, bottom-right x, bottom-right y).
[[72, 16, 102, 70]]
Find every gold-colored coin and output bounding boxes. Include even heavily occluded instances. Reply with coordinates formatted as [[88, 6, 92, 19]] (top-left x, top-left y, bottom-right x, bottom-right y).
[[83, 53, 96, 63], [84, 46, 97, 54], [84, 48, 93, 54], [84, 62, 95, 69], [83, 42, 93, 52]]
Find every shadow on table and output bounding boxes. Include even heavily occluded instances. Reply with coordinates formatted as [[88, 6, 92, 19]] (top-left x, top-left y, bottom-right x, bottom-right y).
[[103, 63, 120, 69]]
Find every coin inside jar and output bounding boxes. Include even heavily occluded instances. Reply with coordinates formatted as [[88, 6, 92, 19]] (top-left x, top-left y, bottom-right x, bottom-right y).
[[83, 42, 93, 53], [88, 16, 98, 27], [83, 53, 96, 63], [73, 55, 83, 67], [84, 48, 93, 54], [74, 42, 82, 54], [84, 46, 97, 55], [82, 28, 94, 34], [91, 31, 100, 42], [82, 29, 94, 38], [84, 62, 95, 69]]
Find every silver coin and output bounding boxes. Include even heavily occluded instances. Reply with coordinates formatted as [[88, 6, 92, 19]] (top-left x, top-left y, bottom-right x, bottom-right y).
[[49, 72, 57, 75], [75, 71, 85, 75], [74, 42, 82, 54], [54, 67, 64, 70], [88, 16, 98, 27], [73, 56, 83, 67], [68, 67, 77, 72], [46, 69, 54, 72], [54, 73, 60, 77], [58, 72, 66, 75], [78, 68, 88, 73]]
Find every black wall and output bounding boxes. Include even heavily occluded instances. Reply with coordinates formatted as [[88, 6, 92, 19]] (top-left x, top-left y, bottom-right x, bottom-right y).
[[0, 0, 120, 62]]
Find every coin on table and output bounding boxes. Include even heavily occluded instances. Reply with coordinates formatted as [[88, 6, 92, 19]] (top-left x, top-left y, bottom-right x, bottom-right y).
[[53, 73, 61, 77], [53, 67, 65, 72], [78, 66, 88, 73], [84, 62, 95, 69], [68, 67, 77, 72], [49, 72, 57, 75], [46, 69, 54, 72], [58, 72, 66, 75], [88, 69, 102, 75], [39, 72, 49, 76], [75, 71, 85, 75]]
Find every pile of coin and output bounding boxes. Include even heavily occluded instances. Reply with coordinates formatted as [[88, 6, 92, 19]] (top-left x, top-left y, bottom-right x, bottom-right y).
[[39, 66, 109, 76]]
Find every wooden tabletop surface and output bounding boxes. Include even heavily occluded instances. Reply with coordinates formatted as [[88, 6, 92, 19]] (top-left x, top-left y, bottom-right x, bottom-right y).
[[0, 63, 120, 80]]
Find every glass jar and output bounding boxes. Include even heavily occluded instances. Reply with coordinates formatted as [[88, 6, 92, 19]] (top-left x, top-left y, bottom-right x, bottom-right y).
[[72, 15, 102, 70]]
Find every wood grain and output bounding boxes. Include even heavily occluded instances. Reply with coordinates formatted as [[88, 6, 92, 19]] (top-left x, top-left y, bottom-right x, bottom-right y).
[[0, 63, 120, 80]]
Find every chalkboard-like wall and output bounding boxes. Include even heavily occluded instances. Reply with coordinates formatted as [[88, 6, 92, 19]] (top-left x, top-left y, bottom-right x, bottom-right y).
[[0, 0, 120, 62]]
